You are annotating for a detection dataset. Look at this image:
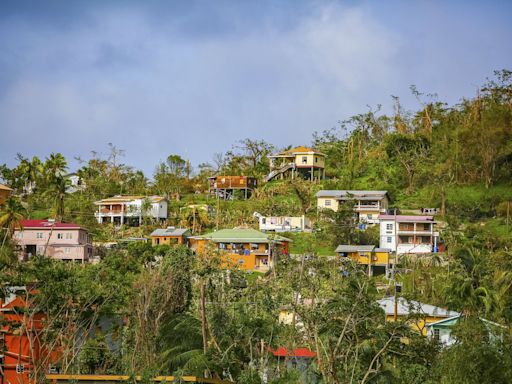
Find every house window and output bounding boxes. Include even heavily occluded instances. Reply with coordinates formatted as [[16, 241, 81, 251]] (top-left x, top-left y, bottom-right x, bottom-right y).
[[325, 199, 332, 207], [66, 233, 72, 239], [261, 218, 266, 224], [16, 364, 24, 373], [64, 247, 71, 254], [36, 232, 43, 239], [387, 237, 392, 243], [315, 157, 318, 163], [37, 246, 44, 255], [219, 243, 226, 249], [250, 243, 259, 250], [367, 214, 373, 220], [433, 328, 440, 341], [302, 156, 307, 164], [57, 233, 63, 239], [386, 224, 393, 230]]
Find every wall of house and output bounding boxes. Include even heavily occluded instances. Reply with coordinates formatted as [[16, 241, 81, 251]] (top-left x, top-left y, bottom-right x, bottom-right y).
[[397, 243, 433, 254], [427, 326, 454, 346], [151, 235, 185, 246], [151, 200, 168, 219], [294, 154, 325, 168], [386, 315, 450, 336], [14, 228, 91, 262], [343, 251, 390, 267], [317, 197, 339, 211], [379, 220, 396, 250]]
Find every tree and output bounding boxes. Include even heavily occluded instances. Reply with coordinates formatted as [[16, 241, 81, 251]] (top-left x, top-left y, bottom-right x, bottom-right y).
[[0, 196, 26, 251]]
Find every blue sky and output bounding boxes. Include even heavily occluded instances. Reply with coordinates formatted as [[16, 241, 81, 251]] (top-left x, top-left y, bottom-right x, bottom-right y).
[[1, 0, 511, 175]]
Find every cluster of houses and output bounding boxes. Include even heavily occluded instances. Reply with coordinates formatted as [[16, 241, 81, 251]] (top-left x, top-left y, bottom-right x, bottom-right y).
[[2, 145, 499, 379]]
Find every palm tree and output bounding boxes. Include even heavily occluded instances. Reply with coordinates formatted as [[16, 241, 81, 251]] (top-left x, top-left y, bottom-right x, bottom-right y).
[[179, 206, 209, 234], [17, 155, 42, 194], [44, 176, 69, 222], [44, 153, 68, 179], [0, 196, 26, 250]]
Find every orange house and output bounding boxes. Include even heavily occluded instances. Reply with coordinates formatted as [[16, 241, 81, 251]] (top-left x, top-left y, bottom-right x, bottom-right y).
[[150, 227, 191, 246], [189, 228, 291, 272], [1, 288, 58, 384]]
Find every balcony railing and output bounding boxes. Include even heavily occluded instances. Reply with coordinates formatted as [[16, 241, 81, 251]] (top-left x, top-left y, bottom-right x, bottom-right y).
[[355, 205, 382, 211], [397, 229, 433, 235]]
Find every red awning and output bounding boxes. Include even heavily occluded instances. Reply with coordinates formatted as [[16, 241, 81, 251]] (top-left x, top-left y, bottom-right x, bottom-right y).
[[271, 347, 315, 358]]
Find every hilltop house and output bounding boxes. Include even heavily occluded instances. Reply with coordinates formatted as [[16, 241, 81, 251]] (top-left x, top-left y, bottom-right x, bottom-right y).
[[253, 212, 312, 232], [208, 176, 257, 200], [0, 183, 13, 205], [14, 219, 93, 263], [378, 214, 439, 255], [150, 227, 191, 246], [335, 245, 392, 276], [378, 296, 460, 335], [94, 195, 167, 226], [266, 146, 326, 182], [316, 190, 390, 224], [189, 228, 291, 272]]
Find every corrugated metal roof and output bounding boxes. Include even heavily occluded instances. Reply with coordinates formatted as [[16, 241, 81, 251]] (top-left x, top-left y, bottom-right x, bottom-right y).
[[377, 296, 459, 318], [270, 146, 326, 157], [19, 220, 84, 230], [150, 228, 190, 237], [95, 195, 166, 204], [335, 245, 375, 253], [316, 190, 388, 199], [378, 214, 434, 222], [197, 228, 292, 243]]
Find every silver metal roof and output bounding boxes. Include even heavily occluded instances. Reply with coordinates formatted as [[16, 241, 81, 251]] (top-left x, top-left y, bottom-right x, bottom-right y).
[[377, 296, 460, 318], [150, 227, 190, 237], [335, 245, 375, 253], [316, 190, 388, 199]]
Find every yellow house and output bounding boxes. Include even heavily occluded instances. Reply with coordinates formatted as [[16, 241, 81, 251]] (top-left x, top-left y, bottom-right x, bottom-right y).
[[266, 146, 326, 182], [188, 228, 291, 272], [150, 227, 191, 246], [0, 184, 13, 205], [335, 245, 392, 276], [316, 190, 389, 224], [377, 296, 460, 335]]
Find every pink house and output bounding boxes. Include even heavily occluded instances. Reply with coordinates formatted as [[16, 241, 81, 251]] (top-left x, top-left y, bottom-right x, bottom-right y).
[[14, 219, 93, 263]]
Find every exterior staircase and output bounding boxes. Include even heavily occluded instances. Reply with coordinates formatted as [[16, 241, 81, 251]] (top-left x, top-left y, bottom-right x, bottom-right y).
[[265, 162, 296, 182]]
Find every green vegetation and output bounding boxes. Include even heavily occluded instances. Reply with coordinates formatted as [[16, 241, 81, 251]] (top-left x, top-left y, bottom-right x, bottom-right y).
[[1, 70, 512, 383]]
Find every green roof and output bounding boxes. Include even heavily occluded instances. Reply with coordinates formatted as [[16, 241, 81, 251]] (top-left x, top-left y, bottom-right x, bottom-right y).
[[197, 228, 292, 243]]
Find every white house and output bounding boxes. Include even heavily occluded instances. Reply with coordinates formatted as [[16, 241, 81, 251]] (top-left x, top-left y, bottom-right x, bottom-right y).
[[253, 212, 312, 232], [94, 195, 167, 226], [316, 190, 390, 224], [378, 214, 439, 255]]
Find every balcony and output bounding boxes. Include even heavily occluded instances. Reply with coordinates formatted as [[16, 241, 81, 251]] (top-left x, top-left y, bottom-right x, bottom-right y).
[[397, 229, 433, 235], [354, 204, 382, 211]]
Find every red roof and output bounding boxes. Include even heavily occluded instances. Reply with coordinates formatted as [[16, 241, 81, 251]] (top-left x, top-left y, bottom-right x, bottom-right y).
[[271, 347, 316, 358], [19, 220, 83, 229]]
